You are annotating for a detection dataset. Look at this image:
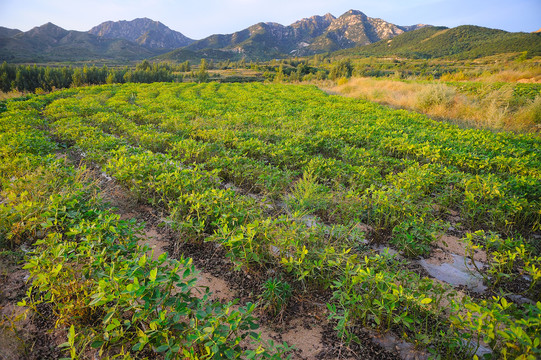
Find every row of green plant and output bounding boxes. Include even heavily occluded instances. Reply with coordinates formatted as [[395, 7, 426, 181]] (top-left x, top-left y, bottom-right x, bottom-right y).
[[0, 98, 288, 359], [329, 252, 541, 360], [39, 82, 539, 241], [34, 83, 541, 358], [49, 114, 355, 290], [98, 82, 538, 187], [464, 231, 541, 299]]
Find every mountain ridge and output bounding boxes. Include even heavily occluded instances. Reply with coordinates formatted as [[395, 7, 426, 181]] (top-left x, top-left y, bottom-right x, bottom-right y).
[[177, 9, 427, 58], [0, 22, 154, 62], [0, 11, 537, 63], [89, 18, 194, 49]]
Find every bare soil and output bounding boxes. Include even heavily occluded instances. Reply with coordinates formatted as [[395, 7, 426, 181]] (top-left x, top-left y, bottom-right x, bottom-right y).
[[436, 234, 487, 262], [0, 252, 61, 360]]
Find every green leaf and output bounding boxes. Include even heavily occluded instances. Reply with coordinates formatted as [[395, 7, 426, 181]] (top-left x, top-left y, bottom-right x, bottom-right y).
[[156, 344, 169, 352], [91, 340, 105, 348], [103, 310, 115, 324], [149, 268, 157, 282], [88, 293, 104, 306], [105, 322, 118, 332]]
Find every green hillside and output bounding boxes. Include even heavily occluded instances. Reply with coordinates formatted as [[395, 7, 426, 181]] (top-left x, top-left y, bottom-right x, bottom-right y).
[[337, 25, 541, 59]]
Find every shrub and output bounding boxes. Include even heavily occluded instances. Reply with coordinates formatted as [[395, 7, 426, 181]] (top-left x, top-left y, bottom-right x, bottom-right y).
[[416, 84, 456, 110]]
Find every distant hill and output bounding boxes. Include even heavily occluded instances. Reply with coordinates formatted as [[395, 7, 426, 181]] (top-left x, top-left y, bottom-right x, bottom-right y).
[[160, 10, 426, 60], [0, 27, 22, 38], [89, 18, 194, 50], [335, 25, 541, 59], [0, 22, 155, 62]]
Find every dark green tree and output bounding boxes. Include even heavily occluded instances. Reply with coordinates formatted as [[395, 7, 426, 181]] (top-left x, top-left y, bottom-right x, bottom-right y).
[[329, 59, 353, 80], [197, 59, 210, 83]]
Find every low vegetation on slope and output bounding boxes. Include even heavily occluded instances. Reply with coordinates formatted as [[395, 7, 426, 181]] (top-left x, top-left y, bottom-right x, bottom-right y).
[[337, 25, 541, 59]]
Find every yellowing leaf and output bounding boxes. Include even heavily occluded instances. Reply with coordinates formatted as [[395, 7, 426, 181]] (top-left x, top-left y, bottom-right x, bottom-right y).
[[138, 254, 147, 267], [149, 268, 157, 282]]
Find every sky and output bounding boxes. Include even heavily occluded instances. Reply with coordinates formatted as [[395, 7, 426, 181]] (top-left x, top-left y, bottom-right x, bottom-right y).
[[0, 0, 539, 39]]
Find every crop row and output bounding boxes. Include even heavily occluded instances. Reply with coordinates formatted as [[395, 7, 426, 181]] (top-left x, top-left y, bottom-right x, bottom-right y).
[[40, 83, 540, 240], [0, 102, 287, 358], [23, 83, 541, 358]]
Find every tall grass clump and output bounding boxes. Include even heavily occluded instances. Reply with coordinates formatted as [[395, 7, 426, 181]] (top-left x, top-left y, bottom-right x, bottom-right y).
[[416, 84, 457, 110], [514, 95, 541, 130]]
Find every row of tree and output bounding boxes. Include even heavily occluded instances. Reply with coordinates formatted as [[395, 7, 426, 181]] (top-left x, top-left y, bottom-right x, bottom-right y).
[[0, 57, 363, 94], [0, 61, 187, 93]]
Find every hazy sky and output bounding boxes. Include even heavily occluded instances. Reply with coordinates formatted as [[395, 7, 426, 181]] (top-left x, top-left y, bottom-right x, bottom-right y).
[[0, 0, 539, 39]]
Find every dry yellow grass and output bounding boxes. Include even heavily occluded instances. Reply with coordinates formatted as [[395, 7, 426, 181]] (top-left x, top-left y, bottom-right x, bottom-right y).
[[0, 91, 25, 101], [325, 77, 540, 133], [483, 69, 541, 83]]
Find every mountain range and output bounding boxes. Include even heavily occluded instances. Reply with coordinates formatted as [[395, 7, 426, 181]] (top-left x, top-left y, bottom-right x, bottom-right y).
[[0, 10, 539, 63], [173, 10, 426, 59], [0, 11, 426, 62], [0, 22, 155, 62]]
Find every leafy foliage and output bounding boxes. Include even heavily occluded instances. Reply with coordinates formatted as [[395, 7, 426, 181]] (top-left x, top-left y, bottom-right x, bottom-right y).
[[2, 82, 540, 359]]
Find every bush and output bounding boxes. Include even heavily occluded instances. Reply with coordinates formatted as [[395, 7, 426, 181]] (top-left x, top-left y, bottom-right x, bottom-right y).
[[416, 84, 456, 110]]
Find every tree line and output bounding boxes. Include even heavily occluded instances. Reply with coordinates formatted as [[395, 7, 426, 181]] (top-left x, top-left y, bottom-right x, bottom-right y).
[[0, 60, 190, 93], [1, 57, 362, 94]]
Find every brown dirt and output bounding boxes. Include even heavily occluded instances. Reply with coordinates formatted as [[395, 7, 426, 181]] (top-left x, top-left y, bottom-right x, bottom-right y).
[[425, 247, 454, 266], [281, 318, 326, 358], [0, 253, 61, 360], [436, 234, 487, 262], [194, 271, 237, 302]]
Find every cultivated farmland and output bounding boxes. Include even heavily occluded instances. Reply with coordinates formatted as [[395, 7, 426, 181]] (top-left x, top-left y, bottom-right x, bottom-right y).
[[1, 82, 540, 359]]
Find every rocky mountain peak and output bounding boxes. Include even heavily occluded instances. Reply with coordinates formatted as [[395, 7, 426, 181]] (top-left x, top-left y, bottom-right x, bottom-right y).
[[323, 13, 336, 22], [182, 9, 432, 58], [89, 18, 194, 49], [343, 10, 366, 17]]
